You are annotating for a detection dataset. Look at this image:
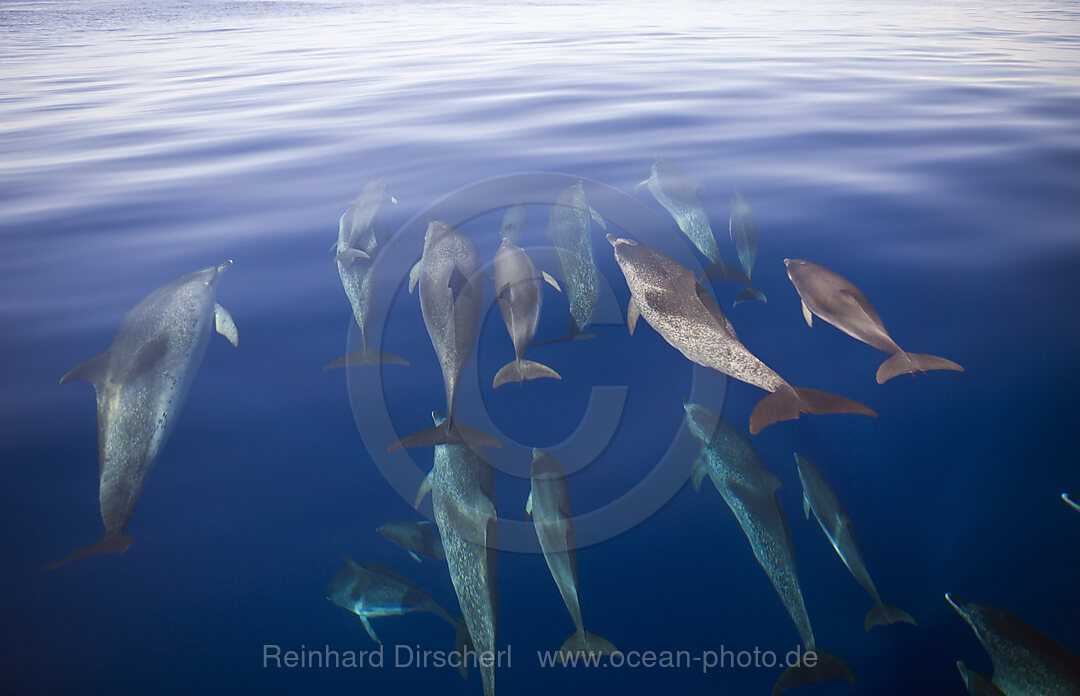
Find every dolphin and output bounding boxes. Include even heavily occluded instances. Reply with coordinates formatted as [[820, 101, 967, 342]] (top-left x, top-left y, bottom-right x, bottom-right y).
[[492, 237, 562, 388], [526, 449, 619, 660], [784, 258, 964, 384], [500, 203, 526, 245], [325, 179, 408, 369], [327, 554, 469, 677], [389, 220, 500, 451], [608, 235, 875, 434], [415, 411, 499, 696], [376, 520, 446, 563], [537, 181, 606, 344], [48, 261, 238, 569], [729, 190, 768, 306], [1064, 493, 1080, 513], [684, 404, 854, 695], [635, 159, 749, 286], [794, 453, 915, 631], [946, 593, 1080, 695], [957, 661, 1007, 696]]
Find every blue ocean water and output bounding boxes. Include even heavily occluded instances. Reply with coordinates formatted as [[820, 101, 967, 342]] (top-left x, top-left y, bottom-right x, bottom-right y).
[[2, 0, 1079, 694]]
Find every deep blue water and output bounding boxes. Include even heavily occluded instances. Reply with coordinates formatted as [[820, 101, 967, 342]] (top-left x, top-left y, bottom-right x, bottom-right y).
[[2, 1, 1079, 694]]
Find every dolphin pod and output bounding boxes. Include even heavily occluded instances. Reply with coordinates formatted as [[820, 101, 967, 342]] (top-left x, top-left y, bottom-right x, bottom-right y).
[[784, 258, 964, 383], [607, 234, 876, 433]]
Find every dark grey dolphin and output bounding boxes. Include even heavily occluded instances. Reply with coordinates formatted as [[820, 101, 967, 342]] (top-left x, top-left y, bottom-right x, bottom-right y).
[[49, 261, 238, 569], [527, 449, 619, 660], [492, 237, 562, 388], [325, 179, 408, 369], [957, 661, 1007, 696], [608, 235, 875, 434], [376, 520, 445, 563], [390, 220, 500, 450], [784, 258, 964, 383], [946, 593, 1080, 695], [1064, 493, 1079, 513], [729, 190, 767, 306], [794, 453, 915, 631], [684, 404, 854, 695], [538, 181, 606, 343], [327, 555, 468, 677], [415, 411, 499, 696]]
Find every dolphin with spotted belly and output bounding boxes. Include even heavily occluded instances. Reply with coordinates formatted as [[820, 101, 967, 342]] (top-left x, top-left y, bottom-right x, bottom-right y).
[[784, 258, 964, 383], [492, 237, 562, 388], [608, 235, 875, 434], [49, 261, 238, 569]]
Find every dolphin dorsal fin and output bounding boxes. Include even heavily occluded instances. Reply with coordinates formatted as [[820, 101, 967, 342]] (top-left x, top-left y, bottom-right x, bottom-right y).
[[803, 491, 811, 520], [60, 352, 109, 388], [448, 266, 469, 302], [126, 335, 169, 382], [627, 297, 641, 336], [690, 456, 708, 492], [214, 303, 239, 347]]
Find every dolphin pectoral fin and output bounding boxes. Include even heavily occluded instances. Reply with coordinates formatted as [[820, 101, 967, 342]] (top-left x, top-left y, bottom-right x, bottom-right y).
[[323, 348, 409, 369], [733, 287, 767, 307], [408, 551, 421, 563], [541, 271, 562, 292], [749, 386, 876, 435], [214, 303, 239, 347], [772, 649, 854, 696], [876, 351, 964, 384], [627, 297, 640, 336], [448, 266, 469, 302], [60, 352, 109, 387], [633, 179, 649, 195], [801, 300, 813, 327], [408, 261, 421, 293], [588, 206, 607, 230], [690, 456, 708, 493], [334, 248, 371, 265], [358, 616, 381, 644], [865, 602, 917, 631], [413, 473, 434, 510], [956, 661, 1005, 696], [44, 530, 133, 571], [525, 491, 533, 517], [803, 491, 811, 520]]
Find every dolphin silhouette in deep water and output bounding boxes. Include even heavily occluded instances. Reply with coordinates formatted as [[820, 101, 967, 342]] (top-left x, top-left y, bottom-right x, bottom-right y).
[[527, 449, 618, 660], [325, 179, 408, 369], [1064, 493, 1080, 513], [784, 258, 964, 383], [376, 520, 445, 563], [957, 661, 1007, 696], [537, 181, 605, 344], [492, 237, 562, 388], [415, 411, 499, 696], [49, 261, 238, 569], [794, 453, 915, 631], [729, 190, 767, 306], [327, 555, 468, 677], [684, 404, 854, 695], [608, 234, 875, 434], [946, 593, 1080, 695], [389, 220, 500, 451]]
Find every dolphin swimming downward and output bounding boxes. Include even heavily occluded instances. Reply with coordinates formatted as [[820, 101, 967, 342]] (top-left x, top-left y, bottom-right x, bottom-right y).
[[608, 234, 875, 434], [492, 236, 562, 388], [49, 261, 238, 569], [794, 453, 915, 631]]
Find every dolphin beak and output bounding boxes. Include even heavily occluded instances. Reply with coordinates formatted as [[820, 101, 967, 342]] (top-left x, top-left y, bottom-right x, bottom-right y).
[[605, 233, 617, 246], [217, 259, 234, 275], [782, 258, 791, 266]]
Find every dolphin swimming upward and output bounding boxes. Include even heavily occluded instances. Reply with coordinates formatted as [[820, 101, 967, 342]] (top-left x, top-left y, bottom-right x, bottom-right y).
[[608, 235, 875, 434], [390, 220, 501, 451], [527, 449, 619, 660], [784, 258, 964, 384], [1064, 493, 1080, 513], [49, 261, 238, 569], [947, 593, 1080, 695], [492, 237, 562, 388], [416, 411, 499, 696], [729, 190, 767, 306], [376, 520, 445, 563], [684, 404, 854, 695], [325, 179, 408, 369], [794, 453, 915, 631]]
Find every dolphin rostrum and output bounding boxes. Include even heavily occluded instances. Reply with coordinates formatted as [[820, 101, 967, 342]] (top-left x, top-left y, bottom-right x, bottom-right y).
[[684, 404, 854, 695], [784, 258, 964, 384], [794, 453, 915, 631], [537, 181, 606, 344], [415, 411, 499, 696], [957, 661, 1007, 696], [376, 520, 446, 563], [325, 179, 408, 369], [526, 449, 619, 660], [946, 593, 1080, 695], [49, 261, 238, 569], [500, 203, 526, 245], [492, 237, 562, 388], [1064, 493, 1080, 513], [608, 235, 875, 434], [729, 190, 768, 306], [327, 555, 468, 677], [390, 220, 501, 451]]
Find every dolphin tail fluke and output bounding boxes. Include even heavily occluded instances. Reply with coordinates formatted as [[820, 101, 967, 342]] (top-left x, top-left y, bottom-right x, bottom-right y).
[[558, 630, 620, 661], [732, 286, 768, 306], [703, 259, 750, 285], [865, 602, 917, 631], [750, 385, 876, 434], [492, 359, 562, 388], [323, 348, 409, 369], [44, 531, 133, 571], [876, 351, 964, 384], [453, 618, 472, 680], [388, 420, 502, 452], [771, 649, 855, 696]]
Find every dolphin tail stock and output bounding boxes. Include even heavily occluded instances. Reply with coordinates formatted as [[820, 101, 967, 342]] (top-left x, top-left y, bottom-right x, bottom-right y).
[[388, 418, 502, 452], [771, 649, 855, 696], [749, 384, 877, 435], [702, 258, 750, 285], [44, 530, 133, 571], [532, 319, 596, 346], [865, 602, 917, 631], [492, 359, 561, 388], [558, 630, 620, 662], [876, 350, 964, 384], [322, 347, 409, 369], [732, 286, 768, 307]]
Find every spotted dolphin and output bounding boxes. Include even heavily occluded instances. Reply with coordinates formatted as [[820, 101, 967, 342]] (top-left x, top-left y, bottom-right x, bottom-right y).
[[684, 404, 854, 695], [492, 237, 562, 388], [784, 258, 964, 383], [729, 190, 767, 306], [527, 449, 619, 660], [376, 520, 445, 563], [608, 235, 875, 434], [957, 661, 1007, 696], [1064, 493, 1080, 513], [49, 261, 238, 569], [794, 453, 915, 631]]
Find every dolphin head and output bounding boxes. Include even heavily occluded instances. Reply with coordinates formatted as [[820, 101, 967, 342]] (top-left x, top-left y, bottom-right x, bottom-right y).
[[683, 402, 721, 444]]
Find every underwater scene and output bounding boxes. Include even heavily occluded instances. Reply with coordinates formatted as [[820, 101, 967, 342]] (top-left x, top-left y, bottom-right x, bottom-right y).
[[2, 1, 1079, 694]]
